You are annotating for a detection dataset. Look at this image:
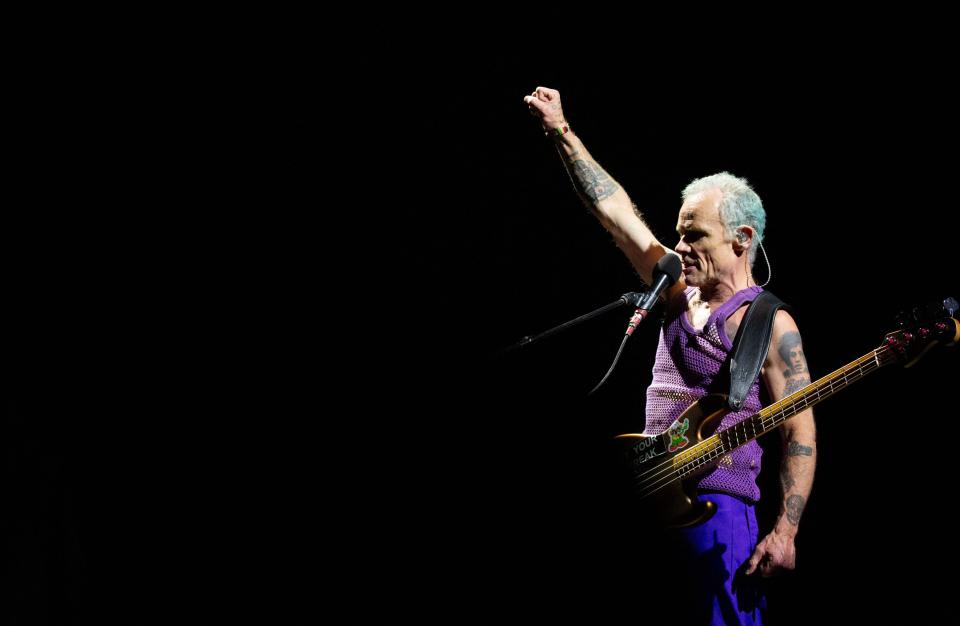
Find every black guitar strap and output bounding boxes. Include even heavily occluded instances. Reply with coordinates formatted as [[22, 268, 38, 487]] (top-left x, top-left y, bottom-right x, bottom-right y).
[[727, 290, 791, 411]]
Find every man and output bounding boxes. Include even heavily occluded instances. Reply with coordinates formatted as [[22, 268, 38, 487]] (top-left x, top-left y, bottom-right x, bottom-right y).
[[524, 86, 816, 624]]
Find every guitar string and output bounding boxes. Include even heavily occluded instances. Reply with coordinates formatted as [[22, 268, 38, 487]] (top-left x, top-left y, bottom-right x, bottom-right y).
[[630, 346, 896, 499], [636, 349, 892, 499], [637, 348, 894, 496], [635, 348, 895, 499], [631, 347, 887, 490], [630, 319, 952, 501], [674, 351, 895, 481]]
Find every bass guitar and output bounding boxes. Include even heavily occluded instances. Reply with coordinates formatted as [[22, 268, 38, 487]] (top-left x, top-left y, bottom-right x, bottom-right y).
[[614, 299, 958, 528]]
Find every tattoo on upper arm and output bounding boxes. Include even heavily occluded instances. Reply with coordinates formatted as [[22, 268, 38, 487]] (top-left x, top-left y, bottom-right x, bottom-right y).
[[779, 331, 808, 378], [786, 494, 806, 525], [788, 442, 814, 456], [783, 375, 811, 396], [570, 159, 620, 202]]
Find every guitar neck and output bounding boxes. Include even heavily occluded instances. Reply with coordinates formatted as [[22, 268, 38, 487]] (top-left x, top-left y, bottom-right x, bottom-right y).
[[715, 345, 896, 455], [660, 311, 956, 499]]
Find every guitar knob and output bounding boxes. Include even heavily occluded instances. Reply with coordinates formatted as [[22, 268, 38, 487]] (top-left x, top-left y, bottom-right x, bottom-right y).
[[919, 327, 930, 338], [903, 332, 914, 341], [936, 322, 948, 331]]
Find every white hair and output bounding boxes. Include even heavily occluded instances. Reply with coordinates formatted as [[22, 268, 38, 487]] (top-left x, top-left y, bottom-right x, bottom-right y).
[[682, 172, 766, 266]]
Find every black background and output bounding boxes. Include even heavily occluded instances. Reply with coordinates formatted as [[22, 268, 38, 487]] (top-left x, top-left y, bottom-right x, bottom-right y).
[[5, 43, 959, 623]]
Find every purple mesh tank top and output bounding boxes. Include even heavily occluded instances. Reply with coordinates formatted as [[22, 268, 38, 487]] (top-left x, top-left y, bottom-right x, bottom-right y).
[[645, 285, 765, 502]]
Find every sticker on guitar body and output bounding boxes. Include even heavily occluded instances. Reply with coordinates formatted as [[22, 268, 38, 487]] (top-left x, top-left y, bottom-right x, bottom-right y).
[[630, 435, 666, 466], [668, 418, 691, 452]]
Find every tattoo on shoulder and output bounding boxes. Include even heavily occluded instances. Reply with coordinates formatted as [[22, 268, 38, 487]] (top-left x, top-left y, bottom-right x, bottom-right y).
[[778, 331, 808, 377], [570, 159, 620, 202], [788, 442, 814, 456], [786, 494, 806, 525]]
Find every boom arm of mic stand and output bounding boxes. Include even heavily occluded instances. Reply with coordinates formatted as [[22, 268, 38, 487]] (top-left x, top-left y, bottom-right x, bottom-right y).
[[501, 291, 648, 355]]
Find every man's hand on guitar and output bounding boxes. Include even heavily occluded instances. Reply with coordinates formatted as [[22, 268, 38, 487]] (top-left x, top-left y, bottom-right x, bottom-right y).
[[745, 529, 796, 577]]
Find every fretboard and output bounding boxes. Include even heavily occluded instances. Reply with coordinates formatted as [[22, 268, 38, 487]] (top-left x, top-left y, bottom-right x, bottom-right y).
[[676, 345, 896, 477]]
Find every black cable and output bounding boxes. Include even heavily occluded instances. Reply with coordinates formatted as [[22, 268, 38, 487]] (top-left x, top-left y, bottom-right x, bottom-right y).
[[588, 332, 631, 396]]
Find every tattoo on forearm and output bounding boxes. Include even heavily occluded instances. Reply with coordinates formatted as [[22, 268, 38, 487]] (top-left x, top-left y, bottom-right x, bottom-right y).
[[780, 465, 795, 494], [779, 331, 808, 377], [570, 159, 620, 202], [786, 494, 806, 525], [788, 441, 814, 456]]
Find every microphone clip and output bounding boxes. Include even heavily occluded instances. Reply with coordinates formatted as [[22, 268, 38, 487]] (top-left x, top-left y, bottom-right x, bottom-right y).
[[620, 291, 649, 308]]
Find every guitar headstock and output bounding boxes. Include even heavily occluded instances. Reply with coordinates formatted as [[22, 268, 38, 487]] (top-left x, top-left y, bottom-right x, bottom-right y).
[[884, 297, 959, 367]]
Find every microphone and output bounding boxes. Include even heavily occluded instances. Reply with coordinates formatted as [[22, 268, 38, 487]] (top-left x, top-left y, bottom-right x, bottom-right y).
[[625, 254, 682, 336]]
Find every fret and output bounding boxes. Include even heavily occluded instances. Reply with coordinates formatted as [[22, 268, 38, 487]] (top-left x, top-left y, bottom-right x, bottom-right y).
[[743, 416, 752, 439], [718, 429, 731, 453], [728, 425, 740, 449]]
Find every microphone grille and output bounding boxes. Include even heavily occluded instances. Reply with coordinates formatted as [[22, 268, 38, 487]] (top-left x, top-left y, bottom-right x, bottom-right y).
[[655, 253, 682, 284]]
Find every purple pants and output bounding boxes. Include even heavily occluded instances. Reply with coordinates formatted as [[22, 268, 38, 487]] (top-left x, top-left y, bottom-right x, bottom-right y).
[[664, 492, 766, 625]]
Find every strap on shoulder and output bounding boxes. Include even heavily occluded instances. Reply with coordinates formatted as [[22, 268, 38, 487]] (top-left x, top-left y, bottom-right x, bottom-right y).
[[727, 290, 790, 411]]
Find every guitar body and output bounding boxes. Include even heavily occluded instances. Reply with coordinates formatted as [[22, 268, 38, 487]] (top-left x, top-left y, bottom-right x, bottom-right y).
[[614, 393, 734, 528]]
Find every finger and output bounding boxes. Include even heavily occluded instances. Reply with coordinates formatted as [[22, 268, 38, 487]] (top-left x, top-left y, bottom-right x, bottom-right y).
[[524, 96, 547, 114], [745, 548, 764, 575], [537, 86, 560, 102]]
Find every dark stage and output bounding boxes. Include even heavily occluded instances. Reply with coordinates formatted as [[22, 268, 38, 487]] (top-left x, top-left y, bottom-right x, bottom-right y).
[[5, 51, 958, 623]]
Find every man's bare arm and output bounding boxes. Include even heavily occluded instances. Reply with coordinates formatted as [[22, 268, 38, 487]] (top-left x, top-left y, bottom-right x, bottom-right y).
[[524, 86, 678, 289], [746, 311, 817, 576]]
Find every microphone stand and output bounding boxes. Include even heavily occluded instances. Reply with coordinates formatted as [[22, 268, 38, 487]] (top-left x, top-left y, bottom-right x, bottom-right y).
[[500, 291, 648, 356]]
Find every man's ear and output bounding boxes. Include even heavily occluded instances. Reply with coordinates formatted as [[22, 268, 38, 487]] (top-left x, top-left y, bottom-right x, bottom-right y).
[[733, 226, 753, 255]]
